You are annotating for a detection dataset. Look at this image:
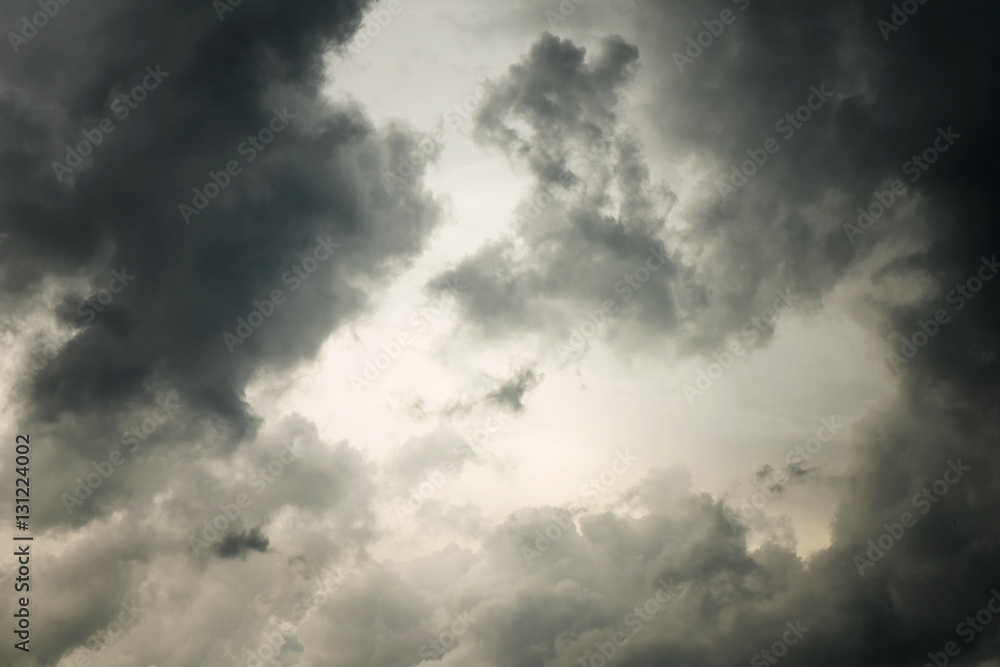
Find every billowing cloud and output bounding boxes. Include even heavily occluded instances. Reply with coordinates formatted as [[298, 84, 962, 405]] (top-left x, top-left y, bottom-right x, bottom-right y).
[[2, 1, 999, 666]]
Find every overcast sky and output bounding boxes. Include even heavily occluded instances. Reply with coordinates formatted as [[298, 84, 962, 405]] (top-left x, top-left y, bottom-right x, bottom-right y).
[[1, 1, 999, 666]]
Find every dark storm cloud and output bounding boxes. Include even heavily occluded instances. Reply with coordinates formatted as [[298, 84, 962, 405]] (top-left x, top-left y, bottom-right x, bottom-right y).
[[430, 29, 823, 362], [215, 525, 270, 559], [0, 0, 443, 662], [433, 1, 994, 362], [0, 0, 438, 585], [414, 2, 1000, 667], [300, 1, 1000, 663], [0, 0, 998, 666], [629, 0, 999, 366], [290, 442, 1000, 667], [0, 0, 441, 436], [620, 13, 1000, 666]]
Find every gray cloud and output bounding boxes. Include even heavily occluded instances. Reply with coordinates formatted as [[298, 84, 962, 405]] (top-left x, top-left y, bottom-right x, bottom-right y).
[[1, 0, 442, 438], [215, 525, 270, 560], [413, 3, 1000, 666], [486, 366, 542, 412], [0, 2, 438, 659], [2, 1, 1000, 666]]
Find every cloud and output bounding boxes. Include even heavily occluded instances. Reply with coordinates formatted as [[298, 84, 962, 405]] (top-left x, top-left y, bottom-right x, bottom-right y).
[[486, 365, 542, 412], [0, 3, 437, 657], [2, 1, 1000, 666], [1, 0, 443, 440], [395, 4, 1000, 667], [215, 526, 270, 560]]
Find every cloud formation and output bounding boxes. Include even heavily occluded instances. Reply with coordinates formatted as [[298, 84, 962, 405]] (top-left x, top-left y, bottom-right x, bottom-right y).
[[1, 1, 999, 666]]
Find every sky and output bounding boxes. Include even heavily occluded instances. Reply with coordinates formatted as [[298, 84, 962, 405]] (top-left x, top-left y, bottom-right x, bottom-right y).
[[0, 0, 998, 666]]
